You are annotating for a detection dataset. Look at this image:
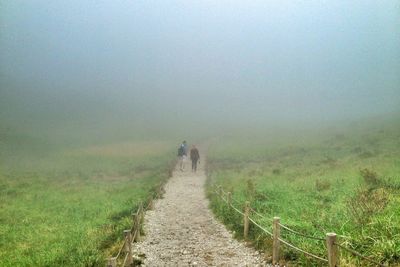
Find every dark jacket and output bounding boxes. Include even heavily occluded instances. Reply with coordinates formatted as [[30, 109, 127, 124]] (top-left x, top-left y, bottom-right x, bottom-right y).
[[190, 148, 200, 161]]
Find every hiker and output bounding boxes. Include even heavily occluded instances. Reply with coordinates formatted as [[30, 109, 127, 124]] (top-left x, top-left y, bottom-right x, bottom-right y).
[[190, 145, 200, 172], [177, 140, 187, 171]]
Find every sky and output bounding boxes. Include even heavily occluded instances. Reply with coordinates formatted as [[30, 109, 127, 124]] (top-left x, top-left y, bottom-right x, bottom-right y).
[[0, 0, 399, 139]]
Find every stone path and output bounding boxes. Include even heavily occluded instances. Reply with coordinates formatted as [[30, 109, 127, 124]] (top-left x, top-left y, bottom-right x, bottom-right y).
[[134, 154, 268, 266]]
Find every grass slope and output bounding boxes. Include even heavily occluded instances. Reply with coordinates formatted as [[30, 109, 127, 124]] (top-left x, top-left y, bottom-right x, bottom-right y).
[[0, 135, 175, 266], [206, 116, 400, 266]]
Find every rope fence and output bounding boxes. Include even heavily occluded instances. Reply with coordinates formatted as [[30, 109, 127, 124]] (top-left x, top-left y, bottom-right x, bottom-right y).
[[278, 236, 328, 262], [105, 177, 386, 267], [249, 206, 268, 219], [278, 223, 326, 242], [106, 180, 168, 267], [248, 217, 273, 237], [212, 184, 386, 267], [334, 242, 386, 267]]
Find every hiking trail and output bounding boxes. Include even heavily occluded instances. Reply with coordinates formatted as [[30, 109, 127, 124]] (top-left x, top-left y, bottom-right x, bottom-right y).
[[133, 152, 267, 266]]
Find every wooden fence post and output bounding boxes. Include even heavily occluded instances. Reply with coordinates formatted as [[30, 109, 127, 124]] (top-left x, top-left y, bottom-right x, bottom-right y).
[[148, 197, 154, 210], [273, 217, 281, 264], [131, 212, 136, 227], [244, 201, 250, 239], [124, 230, 133, 266], [140, 202, 144, 224], [157, 185, 161, 198], [137, 202, 144, 240], [326, 233, 338, 267], [133, 212, 140, 242], [136, 215, 141, 241], [106, 257, 117, 267], [227, 192, 232, 206]]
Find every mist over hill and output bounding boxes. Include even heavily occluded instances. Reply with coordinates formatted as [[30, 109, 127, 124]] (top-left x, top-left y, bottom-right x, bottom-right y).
[[1, 1, 399, 145]]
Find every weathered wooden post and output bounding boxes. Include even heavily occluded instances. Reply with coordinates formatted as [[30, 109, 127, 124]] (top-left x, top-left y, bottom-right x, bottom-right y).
[[148, 197, 154, 210], [326, 233, 338, 267], [131, 212, 136, 227], [131, 212, 137, 242], [156, 185, 161, 198], [227, 192, 232, 206], [124, 230, 133, 266], [137, 202, 144, 240], [106, 257, 117, 267], [244, 201, 250, 239], [273, 217, 281, 264], [134, 211, 141, 242], [140, 202, 144, 224]]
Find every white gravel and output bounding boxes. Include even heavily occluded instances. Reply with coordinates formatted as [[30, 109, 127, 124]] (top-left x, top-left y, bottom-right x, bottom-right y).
[[133, 157, 269, 266]]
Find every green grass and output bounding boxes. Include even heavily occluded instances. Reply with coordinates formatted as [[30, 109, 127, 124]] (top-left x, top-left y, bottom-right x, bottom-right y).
[[0, 137, 176, 266], [206, 116, 400, 266]]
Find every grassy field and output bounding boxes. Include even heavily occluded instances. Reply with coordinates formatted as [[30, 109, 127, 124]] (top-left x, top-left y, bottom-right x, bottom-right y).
[[206, 115, 400, 266], [0, 133, 176, 266]]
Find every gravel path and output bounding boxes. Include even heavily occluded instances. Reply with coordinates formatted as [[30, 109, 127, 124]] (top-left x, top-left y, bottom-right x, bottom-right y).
[[133, 155, 268, 266]]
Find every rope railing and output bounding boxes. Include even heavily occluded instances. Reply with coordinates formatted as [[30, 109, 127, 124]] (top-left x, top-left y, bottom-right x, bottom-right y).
[[215, 186, 266, 220], [114, 237, 127, 260], [122, 255, 129, 267], [213, 189, 245, 216], [278, 237, 328, 262], [106, 179, 168, 267], [229, 201, 246, 217], [334, 242, 386, 267], [211, 184, 385, 267], [249, 206, 267, 219], [212, 186, 327, 263], [107, 179, 386, 267], [278, 223, 326, 241], [219, 186, 228, 196], [248, 216, 273, 237], [249, 203, 327, 246]]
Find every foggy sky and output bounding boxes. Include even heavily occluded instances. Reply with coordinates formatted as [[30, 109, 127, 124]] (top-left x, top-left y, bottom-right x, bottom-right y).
[[1, 1, 399, 136]]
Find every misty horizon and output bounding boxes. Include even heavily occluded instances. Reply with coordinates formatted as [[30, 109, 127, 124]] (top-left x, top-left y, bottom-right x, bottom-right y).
[[1, 1, 399, 140]]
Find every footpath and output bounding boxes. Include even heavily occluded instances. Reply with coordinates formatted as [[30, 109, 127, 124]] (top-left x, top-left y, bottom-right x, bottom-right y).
[[133, 154, 266, 266]]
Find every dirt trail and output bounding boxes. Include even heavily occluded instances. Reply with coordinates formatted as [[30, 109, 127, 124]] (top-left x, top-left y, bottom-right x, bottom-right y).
[[134, 153, 267, 266]]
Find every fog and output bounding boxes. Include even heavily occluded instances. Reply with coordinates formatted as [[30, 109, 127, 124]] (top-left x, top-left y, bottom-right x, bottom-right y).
[[1, 1, 399, 143]]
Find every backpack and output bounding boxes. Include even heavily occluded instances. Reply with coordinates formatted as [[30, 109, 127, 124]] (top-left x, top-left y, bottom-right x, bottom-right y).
[[178, 145, 185, 156]]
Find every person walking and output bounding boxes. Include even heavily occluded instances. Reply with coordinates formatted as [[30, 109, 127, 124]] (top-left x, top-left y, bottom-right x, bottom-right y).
[[190, 145, 200, 172], [178, 141, 187, 171]]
